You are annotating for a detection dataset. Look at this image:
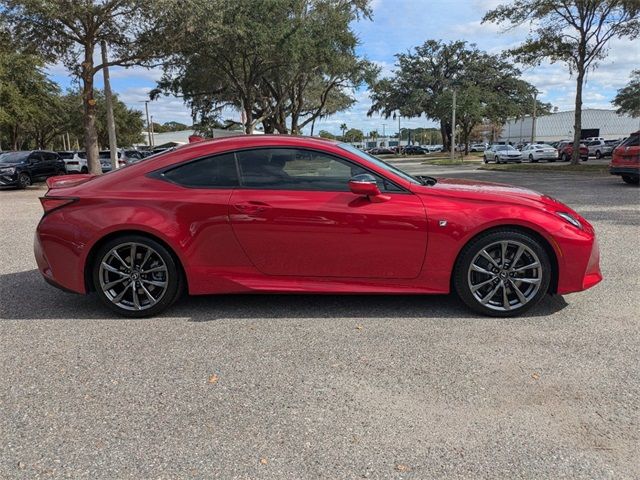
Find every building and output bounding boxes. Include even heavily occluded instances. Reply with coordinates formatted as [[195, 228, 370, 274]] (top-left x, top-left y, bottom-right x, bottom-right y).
[[499, 109, 640, 144]]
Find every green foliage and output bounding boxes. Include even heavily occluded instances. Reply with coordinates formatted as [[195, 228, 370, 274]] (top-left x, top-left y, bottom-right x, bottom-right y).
[[319, 130, 337, 139], [2, 0, 168, 171], [613, 69, 640, 117], [344, 128, 364, 142], [154, 0, 375, 134], [368, 40, 547, 151], [483, 0, 640, 163]]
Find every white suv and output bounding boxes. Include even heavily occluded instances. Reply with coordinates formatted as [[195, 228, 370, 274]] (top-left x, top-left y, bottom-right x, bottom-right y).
[[57, 151, 88, 174]]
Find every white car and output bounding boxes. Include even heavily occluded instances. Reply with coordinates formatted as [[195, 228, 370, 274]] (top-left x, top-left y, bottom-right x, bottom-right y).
[[470, 143, 486, 152], [521, 144, 558, 162], [57, 151, 88, 174], [585, 140, 614, 159], [484, 145, 522, 163]]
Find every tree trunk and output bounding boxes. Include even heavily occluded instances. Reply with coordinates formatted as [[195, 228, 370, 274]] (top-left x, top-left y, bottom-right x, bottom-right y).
[[82, 46, 101, 174], [440, 120, 450, 151], [571, 69, 585, 165]]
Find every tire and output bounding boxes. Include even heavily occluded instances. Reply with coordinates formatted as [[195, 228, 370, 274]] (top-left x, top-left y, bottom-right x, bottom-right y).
[[81, 167, 88, 174], [17, 172, 31, 189], [581, 157, 588, 162], [622, 175, 639, 185], [595, 150, 602, 159], [483, 155, 488, 163], [453, 229, 551, 317], [561, 153, 568, 162], [528, 154, 535, 162], [92, 234, 183, 318]]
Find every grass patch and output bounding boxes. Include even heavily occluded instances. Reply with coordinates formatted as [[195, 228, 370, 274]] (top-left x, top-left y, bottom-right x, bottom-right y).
[[478, 163, 608, 174]]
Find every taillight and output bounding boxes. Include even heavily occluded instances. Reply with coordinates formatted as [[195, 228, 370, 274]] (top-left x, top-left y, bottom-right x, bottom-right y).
[[39, 197, 77, 214]]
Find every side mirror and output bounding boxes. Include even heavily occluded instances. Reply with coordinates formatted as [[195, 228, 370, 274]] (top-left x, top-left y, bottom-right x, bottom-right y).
[[348, 174, 389, 203]]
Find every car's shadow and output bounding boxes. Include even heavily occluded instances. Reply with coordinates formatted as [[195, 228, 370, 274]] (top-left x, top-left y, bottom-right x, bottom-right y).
[[0, 269, 569, 321]]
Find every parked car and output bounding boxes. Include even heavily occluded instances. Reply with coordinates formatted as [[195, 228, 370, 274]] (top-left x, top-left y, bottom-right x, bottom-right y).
[[483, 145, 522, 163], [402, 145, 427, 155], [609, 131, 639, 185], [426, 144, 445, 152], [586, 140, 614, 159], [521, 144, 558, 162], [367, 147, 395, 155], [556, 141, 588, 162], [35, 135, 601, 318], [470, 143, 486, 152], [57, 151, 89, 173], [120, 149, 145, 166], [0, 150, 66, 188], [584, 137, 605, 142]]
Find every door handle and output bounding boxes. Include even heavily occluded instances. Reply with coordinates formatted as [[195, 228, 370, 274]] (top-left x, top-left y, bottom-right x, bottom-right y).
[[233, 201, 271, 214]]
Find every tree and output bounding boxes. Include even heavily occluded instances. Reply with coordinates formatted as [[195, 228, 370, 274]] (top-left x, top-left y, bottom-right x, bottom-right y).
[[483, 0, 640, 164], [61, 90, 144, 149], [340, 123, 348, 140], [3, 1, 166, 173], [154, 0, 374, 135], [344, 128, 364, 142], [613, 69, 640, 117], [318, 130, 337, 139], [0, 34, 62, 150], [368, 40, 547, 152]]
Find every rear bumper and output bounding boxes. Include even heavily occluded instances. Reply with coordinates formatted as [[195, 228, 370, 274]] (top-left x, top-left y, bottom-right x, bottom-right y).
[[610, 167, 639, 176], [34, 226, 86, 294]]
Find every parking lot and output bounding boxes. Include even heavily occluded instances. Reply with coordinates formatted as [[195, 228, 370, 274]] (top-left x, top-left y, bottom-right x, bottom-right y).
[[1, 167, 638, 479]]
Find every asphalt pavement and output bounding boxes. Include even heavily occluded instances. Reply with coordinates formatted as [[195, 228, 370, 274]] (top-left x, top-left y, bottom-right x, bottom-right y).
[[1, 166, 638, 479]]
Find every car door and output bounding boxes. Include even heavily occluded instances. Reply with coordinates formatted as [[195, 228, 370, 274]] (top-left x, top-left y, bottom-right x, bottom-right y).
[[42, 152, 58, 176], [486, 147, 496, 161], [228, 147, 428, 279], [28, 152, 46, 178]]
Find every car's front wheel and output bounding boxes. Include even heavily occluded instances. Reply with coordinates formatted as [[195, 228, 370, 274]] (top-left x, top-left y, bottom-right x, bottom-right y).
[[595, 150, 602, 159], [92, 235, 183, 317], [17, 172, 31, 189], [454, 230, 551, 317]]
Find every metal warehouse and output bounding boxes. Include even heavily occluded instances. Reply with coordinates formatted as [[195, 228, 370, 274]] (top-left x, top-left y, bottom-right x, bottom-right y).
[[499, 109, 640, 143]]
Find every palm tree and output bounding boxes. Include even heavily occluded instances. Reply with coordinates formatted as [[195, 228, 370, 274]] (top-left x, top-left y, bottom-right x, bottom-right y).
[[340, 123, 348, 140]]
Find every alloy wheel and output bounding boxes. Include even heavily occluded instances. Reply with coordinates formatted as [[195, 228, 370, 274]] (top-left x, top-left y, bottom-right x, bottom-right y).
[[467, 240, 543, 312], [98, 242, 169, 311]]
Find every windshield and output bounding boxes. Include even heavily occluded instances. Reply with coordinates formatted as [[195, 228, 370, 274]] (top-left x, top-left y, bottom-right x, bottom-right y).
[[0, 152, 30, 163], [57, 152, 74, 159], [339, 143, 421, 185]]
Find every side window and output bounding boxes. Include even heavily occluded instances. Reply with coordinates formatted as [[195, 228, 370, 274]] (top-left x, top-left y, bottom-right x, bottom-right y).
[[162, 153, 239, 188], [29, 153, 42, 163], [236, 148, 401, 192]]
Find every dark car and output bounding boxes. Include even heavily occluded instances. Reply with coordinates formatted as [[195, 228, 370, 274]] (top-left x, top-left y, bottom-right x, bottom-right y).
[[402, 145, 427, 155], [368, 147, 395, 155], [0, 150, 66, 189]]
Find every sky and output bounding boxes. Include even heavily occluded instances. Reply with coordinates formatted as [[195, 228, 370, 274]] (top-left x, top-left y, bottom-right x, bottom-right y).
[[47, 0, 640, 136]]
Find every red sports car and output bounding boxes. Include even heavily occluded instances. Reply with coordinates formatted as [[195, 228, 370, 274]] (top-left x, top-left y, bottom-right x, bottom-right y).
[[35, 136, 602, 317]]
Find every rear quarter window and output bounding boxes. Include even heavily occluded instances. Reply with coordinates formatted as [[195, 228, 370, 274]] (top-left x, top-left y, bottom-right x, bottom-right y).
[[161, 153, 239, 188]]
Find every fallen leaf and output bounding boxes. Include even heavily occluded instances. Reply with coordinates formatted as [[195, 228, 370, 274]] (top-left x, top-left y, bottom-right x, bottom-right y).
[[531, 372, 540, 380], [208, 374, 219, 384], [259, 457, 268, 465], [355, 324, 363, 331], [395, 464, 411, 472]]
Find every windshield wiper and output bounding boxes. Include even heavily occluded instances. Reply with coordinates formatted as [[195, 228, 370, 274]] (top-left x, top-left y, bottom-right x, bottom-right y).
[[414, 175, 437, 186]]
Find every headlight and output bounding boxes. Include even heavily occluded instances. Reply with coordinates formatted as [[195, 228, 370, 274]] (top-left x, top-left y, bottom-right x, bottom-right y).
[[0, 167, 15, 174], [557, 212, 582, 229]]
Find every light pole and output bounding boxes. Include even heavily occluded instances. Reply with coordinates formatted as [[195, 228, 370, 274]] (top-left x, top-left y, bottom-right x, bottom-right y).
[[531, 91, 537, 144], [450, 90, 457, 160], [141, 101, 153, 147]]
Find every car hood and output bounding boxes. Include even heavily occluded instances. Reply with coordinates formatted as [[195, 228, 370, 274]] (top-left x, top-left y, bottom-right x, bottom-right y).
[[417, 177, 567, 210], [0, 162, 23, 168]]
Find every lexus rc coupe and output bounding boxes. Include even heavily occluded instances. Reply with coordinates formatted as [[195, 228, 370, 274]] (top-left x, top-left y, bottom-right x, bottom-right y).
[[35, 136, 602, 318]]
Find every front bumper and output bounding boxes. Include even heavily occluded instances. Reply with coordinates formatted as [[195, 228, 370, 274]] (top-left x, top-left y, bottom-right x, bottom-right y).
[[0, 172, 19, 186]]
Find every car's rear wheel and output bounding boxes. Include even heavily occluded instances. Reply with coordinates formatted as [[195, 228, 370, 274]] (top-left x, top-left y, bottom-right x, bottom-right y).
[[483, 155, 488, 163], [622, 175, 639, 185], [17, 173, 31, 189], [93, 235, 182, 317], [561, 153, 568, 161], [454, 230, 551, 317], [81, 167, 88, 174]]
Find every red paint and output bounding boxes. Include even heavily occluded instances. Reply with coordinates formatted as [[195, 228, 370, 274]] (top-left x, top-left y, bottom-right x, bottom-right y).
[[35, 135, 601, 299]]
